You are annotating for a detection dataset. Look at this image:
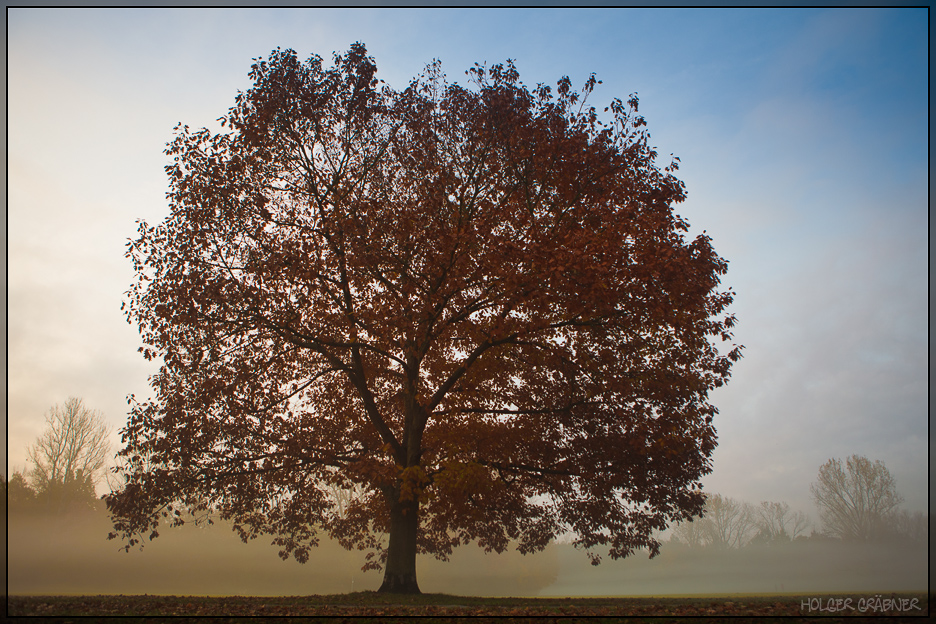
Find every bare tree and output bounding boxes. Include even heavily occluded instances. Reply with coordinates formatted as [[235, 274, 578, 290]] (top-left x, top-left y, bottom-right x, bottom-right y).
[[787, 511, 810, 540], [670, 515, 709, 548], [27, 398, 111, 508], [702, 493, 757, 549], [671, 493, 758, 549], [810, 455, 902, 540], [755, 501, 810, 542]]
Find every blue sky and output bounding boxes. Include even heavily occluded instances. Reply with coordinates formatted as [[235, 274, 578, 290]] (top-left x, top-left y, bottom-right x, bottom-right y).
[[6, 7, 928, 524]]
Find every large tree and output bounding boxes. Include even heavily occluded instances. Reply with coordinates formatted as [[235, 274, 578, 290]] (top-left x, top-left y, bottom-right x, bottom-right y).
[[106, 44, 741, 593]]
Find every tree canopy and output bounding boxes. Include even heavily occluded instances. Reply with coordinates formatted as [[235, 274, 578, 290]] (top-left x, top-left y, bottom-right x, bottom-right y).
[[106, 43, 741, 593]]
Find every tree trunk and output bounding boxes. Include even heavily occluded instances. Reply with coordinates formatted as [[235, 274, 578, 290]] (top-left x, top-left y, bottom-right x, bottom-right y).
[[377, 496, 421, 594]]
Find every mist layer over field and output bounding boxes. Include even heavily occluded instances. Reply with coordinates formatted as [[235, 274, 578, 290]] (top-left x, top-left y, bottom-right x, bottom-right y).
[[545, 539, 928, 596], [5, 510, 557, 596], [5, 510, 927, 596]]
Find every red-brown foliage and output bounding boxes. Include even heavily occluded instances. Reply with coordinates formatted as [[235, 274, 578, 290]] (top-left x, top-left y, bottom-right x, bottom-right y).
[[106, 43, 741, 593]]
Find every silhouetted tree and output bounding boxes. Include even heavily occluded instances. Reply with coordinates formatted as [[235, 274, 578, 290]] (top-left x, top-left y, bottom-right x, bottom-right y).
[[26, 398, 110, 513], [106, 43, 741, 593], [810, 455, 902, 540], [6, 471, 38, 510], [701, 493, 757, 549], [753, 500, 809, 544], [670, 513, 708, 548], [670, 493, 757, 549]]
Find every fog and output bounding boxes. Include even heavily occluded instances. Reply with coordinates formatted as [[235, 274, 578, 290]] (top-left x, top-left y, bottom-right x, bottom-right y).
[[5, 509, 927, 597], [5, 510, 557, 597], [544, 540, 928, 597]]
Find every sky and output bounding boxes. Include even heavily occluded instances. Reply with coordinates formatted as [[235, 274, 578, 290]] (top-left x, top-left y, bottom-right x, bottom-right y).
[[6, 7, 929, 527]]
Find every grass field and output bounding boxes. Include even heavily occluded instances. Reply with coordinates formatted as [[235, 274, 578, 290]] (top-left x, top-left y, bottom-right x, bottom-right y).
[[7, 591, 930, 621]]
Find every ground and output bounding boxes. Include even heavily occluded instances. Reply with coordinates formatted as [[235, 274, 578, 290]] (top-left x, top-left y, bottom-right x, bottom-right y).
[[6, 591, 930, 622]]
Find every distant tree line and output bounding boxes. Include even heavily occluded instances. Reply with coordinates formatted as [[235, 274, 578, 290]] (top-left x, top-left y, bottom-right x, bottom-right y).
[[669, 454, 927, 550], [670, 495, 807, 549], [5, 398, 109, 515]]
